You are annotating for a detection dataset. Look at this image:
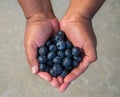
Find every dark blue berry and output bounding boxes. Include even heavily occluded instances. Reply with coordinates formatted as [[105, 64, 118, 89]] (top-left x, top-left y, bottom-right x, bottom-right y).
[[53, 56, 63, 64], [38, 56, 47, 63], [53, 64, 63, 75], [57, 51, 65, 58], [65, 65, 73, 71], [46, 40, 53, 47], [57, 31, 65, 35], [65, 49, 72, 58], [48, 44, 57, 51], [45, 66, 50, 72], [39, 46, 48, 55], [54, 35, 64, 42], [49, 68, 57, 77], [56, 40, 66, 50], [73, 56, 82, 62], [47, 51, 56, 60], [57, 31, 65, 40], [47, 60, 53, 67], [62, 57, 72, 67], [60, 70, 68, 78], [72, 47, 80, 56], [65, 40, 73, 49], [52, 38, 56, 43], [39, 64, 46, 71], [72, 60, 79, 67]]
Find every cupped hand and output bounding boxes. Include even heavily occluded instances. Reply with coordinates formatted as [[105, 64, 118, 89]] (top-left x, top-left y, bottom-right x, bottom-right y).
[[58, 17, 97, 92], [24, 15, 63, 88]]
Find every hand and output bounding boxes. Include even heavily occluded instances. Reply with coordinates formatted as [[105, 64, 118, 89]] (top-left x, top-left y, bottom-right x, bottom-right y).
[[24, 15, 63, 88], [58, 16, 97, 92]]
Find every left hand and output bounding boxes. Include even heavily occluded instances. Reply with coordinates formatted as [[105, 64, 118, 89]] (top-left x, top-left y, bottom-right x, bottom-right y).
[[58, 16, 97, 92]]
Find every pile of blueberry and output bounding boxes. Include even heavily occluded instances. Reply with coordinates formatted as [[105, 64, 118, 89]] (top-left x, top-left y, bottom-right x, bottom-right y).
[[37, 31, 83, 78]]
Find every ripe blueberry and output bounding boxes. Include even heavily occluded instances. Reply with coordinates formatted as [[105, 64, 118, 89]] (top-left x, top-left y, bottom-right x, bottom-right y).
[[57, 51, 65, 58], [46, 40, 53, 47], [39, 46, 48, 55], [48, 44, 57, 51], [54, 35, 64, 42], [65, 40, 73, 49], [65, 65, 73, 71], [49, 68, 57, 77], [60, 70, 68, 78], [63, 57, 72, 67], [38, 56, 47, 63], [39, 64, 46, 71], [57, 31, 65, 35], [45, 66, 50, 72], [72, 60, 79, 67], [47, 51, 56, 60], [65, 49, 72, 58], [72, 47, 80, 56], [56, 40, 66, 50], [53, 64, 63, 75], [53, 56, 63, 64], [73, 56, 82, 62], [47, 60, 53, 67]]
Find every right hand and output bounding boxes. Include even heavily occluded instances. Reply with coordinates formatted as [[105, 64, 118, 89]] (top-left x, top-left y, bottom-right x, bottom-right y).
[[24, 14, 63, 88]]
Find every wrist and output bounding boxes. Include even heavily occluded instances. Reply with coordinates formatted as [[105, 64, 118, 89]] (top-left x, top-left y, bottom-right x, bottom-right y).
[[18, 0, 55, 19], [62, 12, 91, 23], [63, 0, 105, 21]]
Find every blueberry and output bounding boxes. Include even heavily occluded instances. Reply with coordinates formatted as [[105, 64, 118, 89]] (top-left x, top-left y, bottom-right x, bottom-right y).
[[57, 31, 65, 40], [57, 51, 65, 58], [53, 56, 63, 64], [39, 46, 48, 55], [53, 64, 63, 75], [56, 40, 66, 50], [57, 31, 65, 36], [60, 70, 68, 78], [72, 60, 79, 67], [73, 56, 82, 62], [72, 47, 80, 56], [47, 60, 53, 67], [38, 56, 47, 63], [51, 38, 56, 43], [48, 44, 57, 51], [39, 64, 46, 71], [65, 49, 72, 58], [47, 51, 56, 60], [54, 35, 64, 42], [49, 68, 57, 77], [62, 57, 72, 67], [45, 66, 50, 72], [65, 40, 73, 49], [65, 65, 73, 71], [46, 40, 53, 47]]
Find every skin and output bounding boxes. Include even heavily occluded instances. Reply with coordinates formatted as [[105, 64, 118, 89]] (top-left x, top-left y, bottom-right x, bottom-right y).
[[18, 0, 105, 92]]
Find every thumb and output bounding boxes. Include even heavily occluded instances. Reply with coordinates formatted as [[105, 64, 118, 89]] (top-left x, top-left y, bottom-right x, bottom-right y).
[[24, 43, 39, 74]]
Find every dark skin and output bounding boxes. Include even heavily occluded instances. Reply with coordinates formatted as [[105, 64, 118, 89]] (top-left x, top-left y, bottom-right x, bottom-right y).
[[18, 0, 105, 92]]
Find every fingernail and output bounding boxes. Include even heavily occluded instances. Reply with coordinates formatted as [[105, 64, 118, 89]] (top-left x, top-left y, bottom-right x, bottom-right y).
[[31, 65, 38, 74]]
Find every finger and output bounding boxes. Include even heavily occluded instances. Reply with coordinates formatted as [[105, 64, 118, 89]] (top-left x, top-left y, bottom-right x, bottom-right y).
[[37, 72, 52, 82], [64, 56, 90, 84], [58, 82, 71, 93], [24, 43, 39, 74], [50, 77, 60, 88], [83, 40, 97, 63], [57, 76, 64, 85]]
